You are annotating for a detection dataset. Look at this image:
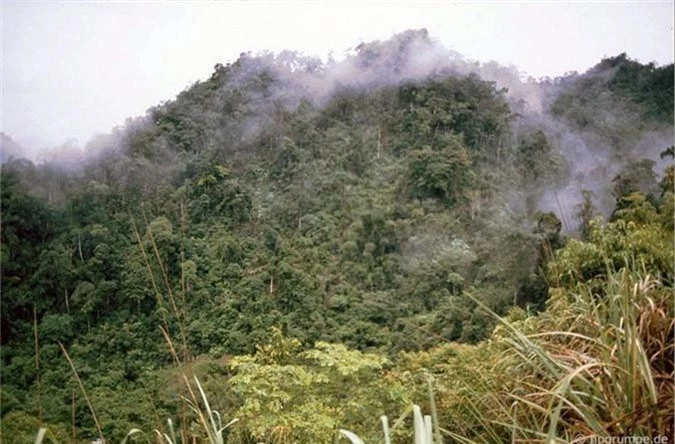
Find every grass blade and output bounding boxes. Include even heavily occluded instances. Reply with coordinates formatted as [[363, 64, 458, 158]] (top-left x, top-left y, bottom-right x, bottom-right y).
[[338, 429, 365, 444]]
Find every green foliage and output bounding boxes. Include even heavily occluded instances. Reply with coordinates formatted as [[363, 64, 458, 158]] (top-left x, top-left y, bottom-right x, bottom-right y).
[[187, 164, 252, 224], [517, 131, 566, 187], [1, 41, 672, 443], [393, 203, 673, 442], [550, 54, 674, 144], [611, 159, 659, 203], [405, 137, 474, 205], [228, 329, 408, 443], [604, 53, 675, 122], [0, 411, 69, 444], [550, 192, 673, 289]]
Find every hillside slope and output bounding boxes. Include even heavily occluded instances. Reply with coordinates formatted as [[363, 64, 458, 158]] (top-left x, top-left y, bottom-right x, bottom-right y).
[[1, 30, 672, 442]]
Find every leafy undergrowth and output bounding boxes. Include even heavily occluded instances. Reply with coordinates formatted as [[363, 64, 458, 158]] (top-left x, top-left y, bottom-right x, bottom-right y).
[[27, 193, 673, 443], [399, 269, 673, 443], [396, 197, 674, 442]]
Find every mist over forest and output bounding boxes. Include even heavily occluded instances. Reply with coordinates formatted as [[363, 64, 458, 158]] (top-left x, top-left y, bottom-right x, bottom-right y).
[[1, 29, 673, 443]]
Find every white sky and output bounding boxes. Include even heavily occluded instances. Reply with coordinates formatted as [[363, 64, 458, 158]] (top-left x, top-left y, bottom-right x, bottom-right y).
[[1, 1, 673, 150]]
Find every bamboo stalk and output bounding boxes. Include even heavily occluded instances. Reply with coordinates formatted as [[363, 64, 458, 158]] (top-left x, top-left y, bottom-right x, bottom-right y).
[[33, 305, 43, 423], [143, 212, 190, 362], [71, 388, 76, 444], [129, 213, 170, 333], [59, 342, 104, 442]]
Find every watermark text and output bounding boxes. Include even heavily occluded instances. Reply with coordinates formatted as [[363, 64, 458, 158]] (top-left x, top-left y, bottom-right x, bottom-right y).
[[589, 436, 669, 444]]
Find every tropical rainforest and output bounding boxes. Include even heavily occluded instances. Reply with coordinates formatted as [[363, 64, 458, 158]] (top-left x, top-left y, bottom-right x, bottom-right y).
[[1, 30, 673, 443]]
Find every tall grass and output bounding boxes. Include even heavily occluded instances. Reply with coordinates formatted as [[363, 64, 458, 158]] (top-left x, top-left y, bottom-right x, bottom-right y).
[[339, 404, 437, 444], [443, 267, 674, 442], [120, 378, 238, 444], [143, 327, 238, 444]]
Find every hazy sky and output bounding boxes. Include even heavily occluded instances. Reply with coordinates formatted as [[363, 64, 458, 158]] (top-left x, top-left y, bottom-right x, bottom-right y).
[[2, 1, 673, 152]]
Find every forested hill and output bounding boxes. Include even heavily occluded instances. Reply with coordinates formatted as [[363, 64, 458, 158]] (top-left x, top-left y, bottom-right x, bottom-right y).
[[1, 30, 673, 442]]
